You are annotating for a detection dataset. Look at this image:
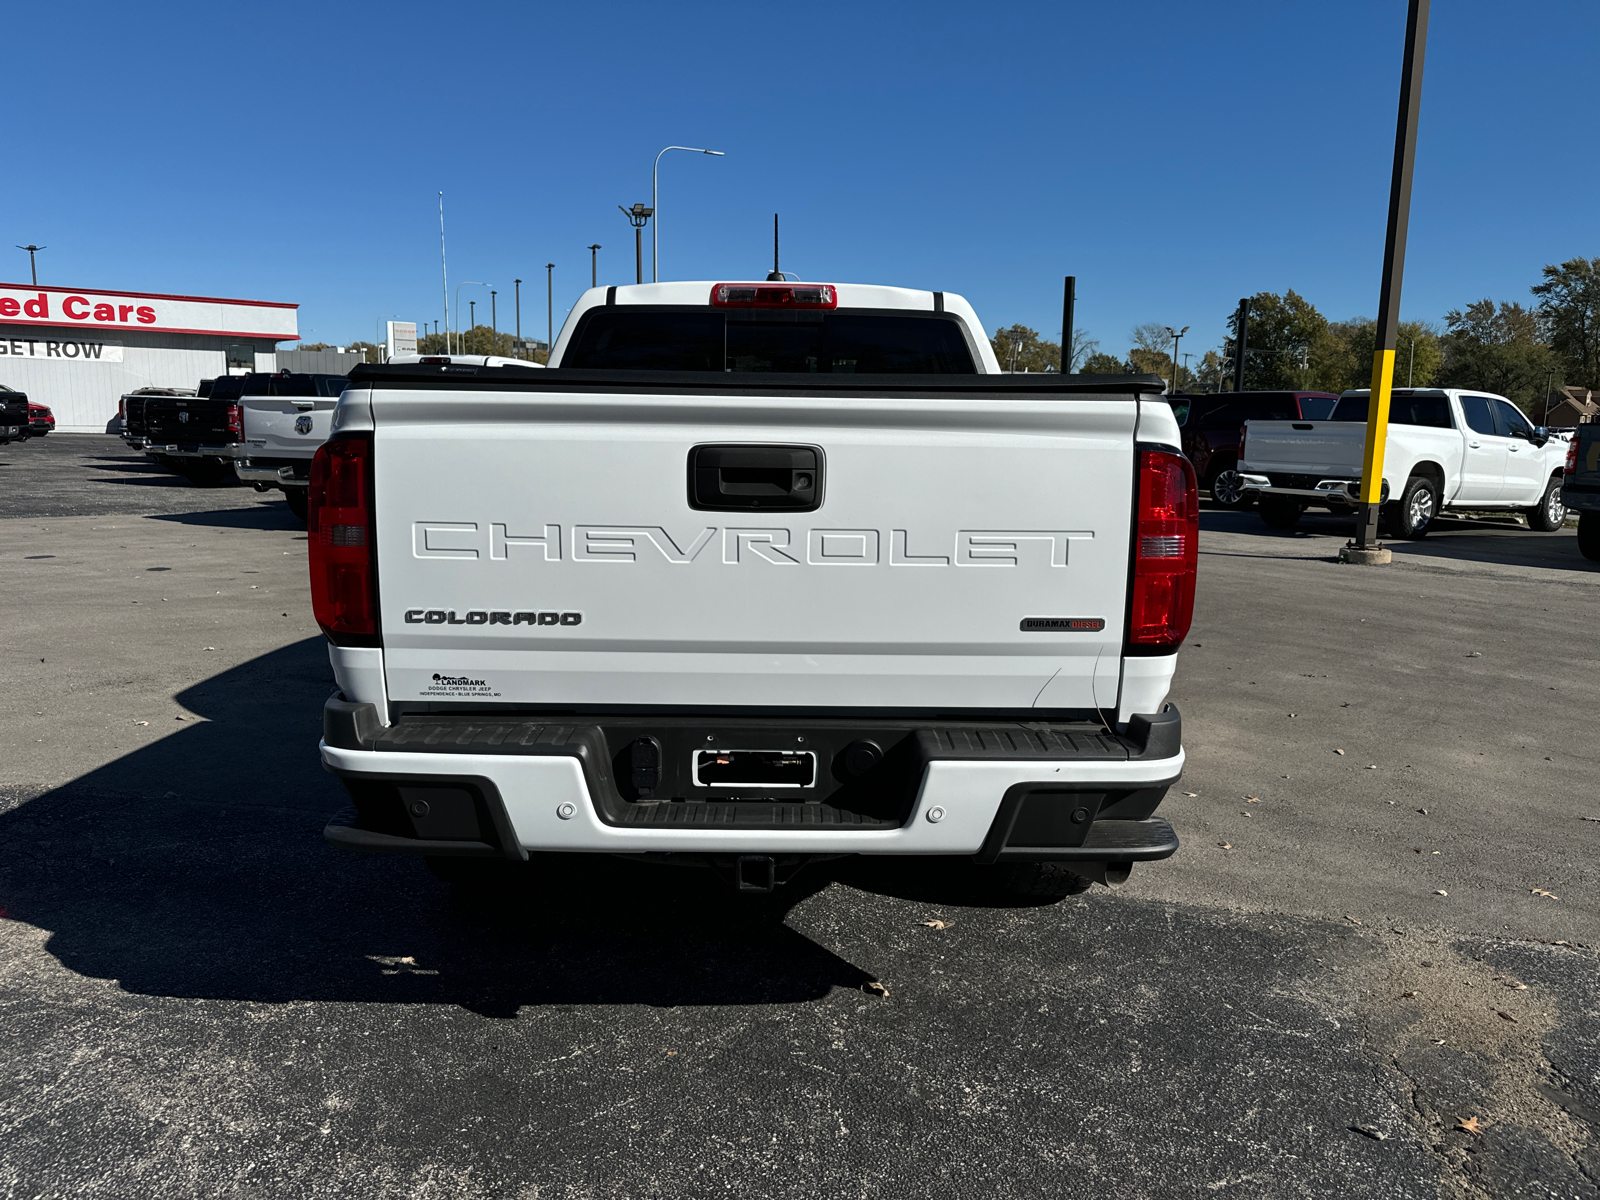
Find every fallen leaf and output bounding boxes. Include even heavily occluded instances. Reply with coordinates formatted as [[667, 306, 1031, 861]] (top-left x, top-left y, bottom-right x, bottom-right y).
[[1418, 808, 1429, 815], [1505, 981, 1528, 991], [1434, 890, 1448, 896], [174, 716, 186, 721], [862, 981, 890, 999], [1335, 749, 1346, 755], [1366, 764, 1379, 770], [1244, 796, 1260, 803], [1456, 1116, 1484, 1134], [1401, 990, 1418, 998], [1349, 1124, 1387, 1141], [920, 919, 953, 930], [1531, 889, 1559, 900], [1182, 791, 1199, 797], [1219, 842, 1232, 850], [666, 1050, 677, 1056], [134, 720, 149, 726], [1345, 915, 1363, 925], [202, 647, 216, 652], [1497, 1011, 1518, 1023], [1580, 817, 1600, 823], [1466, 651, 1482, 658]]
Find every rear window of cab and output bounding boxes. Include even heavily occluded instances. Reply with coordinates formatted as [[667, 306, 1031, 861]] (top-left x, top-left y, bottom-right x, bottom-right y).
[[563, 309, 978, 373]]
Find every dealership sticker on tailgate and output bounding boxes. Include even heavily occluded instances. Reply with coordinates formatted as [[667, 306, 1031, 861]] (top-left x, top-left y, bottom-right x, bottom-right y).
[[424, 673, 501, 698]]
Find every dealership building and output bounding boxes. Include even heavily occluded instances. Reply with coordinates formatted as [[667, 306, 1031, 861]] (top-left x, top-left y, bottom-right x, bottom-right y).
[[0, 282, 299, 433]]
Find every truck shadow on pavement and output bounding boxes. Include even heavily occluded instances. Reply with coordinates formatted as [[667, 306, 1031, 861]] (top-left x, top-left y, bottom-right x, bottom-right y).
[[0, 638, 884, 1015], [146, 505, 304, 531], [1202, 508, 1592, 573]]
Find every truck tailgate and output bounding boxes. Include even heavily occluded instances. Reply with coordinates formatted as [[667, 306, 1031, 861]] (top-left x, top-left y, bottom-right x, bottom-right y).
[[243, 396, 336, 458], [370, 387, 1138, 712], [1242, 420, 1366, 477]]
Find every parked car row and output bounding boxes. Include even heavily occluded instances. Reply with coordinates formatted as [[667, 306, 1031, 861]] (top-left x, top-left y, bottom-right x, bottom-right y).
[[0, 384, 54, 443], [119, 371, 349, 520], [1172, 387, 1577, 541]]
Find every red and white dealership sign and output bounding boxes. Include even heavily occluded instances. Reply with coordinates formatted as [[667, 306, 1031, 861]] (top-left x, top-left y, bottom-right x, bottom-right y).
[[0, 283, 298, 341]]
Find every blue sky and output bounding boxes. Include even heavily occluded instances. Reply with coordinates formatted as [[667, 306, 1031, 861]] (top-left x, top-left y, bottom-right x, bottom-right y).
[[6, 0, 1594, 361]]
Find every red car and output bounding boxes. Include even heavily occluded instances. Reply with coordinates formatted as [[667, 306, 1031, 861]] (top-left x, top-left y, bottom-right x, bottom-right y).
[[1170, 390, 1340, 506], [27, 402, 54, 436]]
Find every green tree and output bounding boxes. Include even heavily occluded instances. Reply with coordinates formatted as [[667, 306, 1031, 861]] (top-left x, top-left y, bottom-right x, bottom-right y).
[[1080, 352, 1128, 375], [1531, 256, 1600, 390], [1065, 329, 1100, 373], [344, 340, 384, 364], [1225, 290, 1328, 390], [1436, 300, 1559, 410], [991, 324, 1061, 372], [416, 326, 545, 361], [1127, 323, 1173, 381], [1322, 318, 1442, 391]]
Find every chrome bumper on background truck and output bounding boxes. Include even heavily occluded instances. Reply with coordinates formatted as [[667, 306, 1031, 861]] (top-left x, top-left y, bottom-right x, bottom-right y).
[[235, 458, 310, 488], [1239, 473, 1380, 509], [319, 698, 1183, 886]]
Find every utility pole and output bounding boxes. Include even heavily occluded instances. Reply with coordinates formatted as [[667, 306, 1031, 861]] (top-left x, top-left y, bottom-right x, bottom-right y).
[[15, 245, 44, 286], [588, 245, 601, 288], [1061, 276, 1076, 372], [546, 263, 554, 358], [514, 279, 522, 342], [469, 300, 475, 334], [1352, 0, 1430, 559], [1408, 337, 1416, 387], [767, 214, 782, 281], [491, 290, 497, 334], [1231, 298, 1250, 393], [1166, 325, 1190, 394]]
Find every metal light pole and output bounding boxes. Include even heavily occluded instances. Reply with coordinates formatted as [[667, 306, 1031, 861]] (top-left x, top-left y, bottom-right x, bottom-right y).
[[620, 205, 652, 284], [469, 300, 475, 334], [1231, 300, 1251, 392], [1061, 276, 1076, 372], [491, 290, 498, 334], [1165, 325, 1189, 393], [15, 245, 44, 286], [651, 145, 725, 282], [546, 263, 554, 357], [454, 281, 489, 353], [514, 279, 522, 342], [438, 194, 448, 355], [1353, 0, 1430, 556], [588, 244, 601, 288]]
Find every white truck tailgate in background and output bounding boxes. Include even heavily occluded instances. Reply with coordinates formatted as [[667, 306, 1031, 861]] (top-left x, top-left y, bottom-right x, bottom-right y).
[[373, 390, 1136, 711], [1242, 421, 1367, 475], [243, 397, 337, 457]]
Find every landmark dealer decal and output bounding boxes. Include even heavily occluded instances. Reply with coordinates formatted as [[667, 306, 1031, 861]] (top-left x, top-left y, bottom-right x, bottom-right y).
[[0, 338, 124, 363], [423, 672, 501, 698]]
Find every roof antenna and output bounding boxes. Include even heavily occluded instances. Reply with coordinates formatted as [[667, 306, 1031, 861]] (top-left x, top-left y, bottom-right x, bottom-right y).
[[766, 213, 784, 281]]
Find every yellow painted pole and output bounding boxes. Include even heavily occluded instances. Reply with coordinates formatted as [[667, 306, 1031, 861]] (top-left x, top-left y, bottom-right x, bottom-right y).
[[1353, 0, 1429, 553], [1358, 349, 1396, 506]]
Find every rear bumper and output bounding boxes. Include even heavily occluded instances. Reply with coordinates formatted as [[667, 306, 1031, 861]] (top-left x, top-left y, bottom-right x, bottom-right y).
[[235, 459, 309, 487], [144, 443, 242, 458], [1563, 483, 1600, 514], [1240, 473, 1377, 508], [319, 700, 1183, 863]]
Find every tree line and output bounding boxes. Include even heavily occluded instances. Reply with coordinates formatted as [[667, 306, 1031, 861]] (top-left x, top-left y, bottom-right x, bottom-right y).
[[301, 327, 548, 364], [991, 256, 1600, 416]]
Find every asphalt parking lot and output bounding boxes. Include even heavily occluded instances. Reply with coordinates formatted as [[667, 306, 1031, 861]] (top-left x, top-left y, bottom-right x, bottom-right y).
[[3, 435, 1598, 1199]]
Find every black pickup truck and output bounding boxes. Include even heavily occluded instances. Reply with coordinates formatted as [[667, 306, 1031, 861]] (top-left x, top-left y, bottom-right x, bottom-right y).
[[1563, 424, 1600, 561], [0, 385, 30, 444], [142, 377, 245, 484]]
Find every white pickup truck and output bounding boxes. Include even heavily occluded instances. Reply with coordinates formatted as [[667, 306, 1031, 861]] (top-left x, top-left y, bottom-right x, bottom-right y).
[[1237, 387, 1570, 537], [233, 371, 357, 519], [310, 281, 1192, 900]]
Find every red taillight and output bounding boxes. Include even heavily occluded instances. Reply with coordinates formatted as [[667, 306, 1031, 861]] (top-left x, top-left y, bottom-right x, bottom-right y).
[[1129, 448, 1199, 648], [1565, 437, 1579, 475], [308, 435, 378, 643], [226, 404, 242, 437], [118, 398, 126, 420], [710, 283, 837, 309]]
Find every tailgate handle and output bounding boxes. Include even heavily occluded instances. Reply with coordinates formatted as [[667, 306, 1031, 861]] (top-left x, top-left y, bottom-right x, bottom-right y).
[[1292, 423, 1314, 430], [293, 402, 315, 411], [688, 444, 822, 512]]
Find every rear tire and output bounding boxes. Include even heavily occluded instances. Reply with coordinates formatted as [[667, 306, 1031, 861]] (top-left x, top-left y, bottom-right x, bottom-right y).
[[980, 862, 1094, 902], [1258, 497, 1304, 529], [283, 487, 309, 523], [1579, 512, 1600, 562], [1385, 475, 1437, 539], [1524, 475, 1566, 532], [1209, 467, 1250, 509]]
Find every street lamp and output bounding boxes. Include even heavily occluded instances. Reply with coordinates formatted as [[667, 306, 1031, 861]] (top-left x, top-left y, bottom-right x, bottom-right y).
[[652, 145, 725, 282], [15, 245, 44, 286], [546, 263, 555, 359], [491, 290, 497, 334], [453, 281, 490, 353], [1164, 325, 1189, 393], [514, 279, 522, 342], [588, 244, 601, 288], [469, 300, 475, 334], [619, 204, 652, 285]]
